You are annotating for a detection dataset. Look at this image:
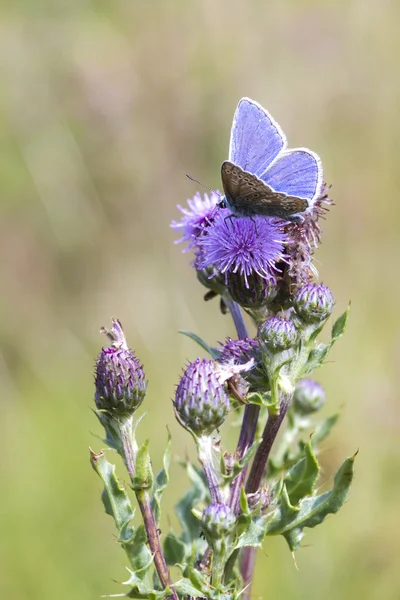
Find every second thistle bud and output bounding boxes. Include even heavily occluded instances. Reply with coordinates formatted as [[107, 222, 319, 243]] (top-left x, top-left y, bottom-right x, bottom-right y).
[[94, 319, 147, 419], [293, 283, 334, 323], [174, 358, 231, 436], [201, 503, 236, 540], [258, 317, 297, 352], [293, 378, 326, 414]]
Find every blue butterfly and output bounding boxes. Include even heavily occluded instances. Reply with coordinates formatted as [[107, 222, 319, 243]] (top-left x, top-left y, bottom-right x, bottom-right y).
[[220, 98, 323, 222]]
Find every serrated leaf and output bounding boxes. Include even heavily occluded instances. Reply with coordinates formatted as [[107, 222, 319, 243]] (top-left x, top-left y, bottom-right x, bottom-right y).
[[150, 431, 171, 524], [235, 514, 268, 549], [124, 564, 170, 599], [331, 305, 350, 344], [311, 413, 340, 447], [175, 462, 209, 544], [91, 450, 135, 534], [173, 578, 208, 597], [163, 532, 187, 565], [284, 440, 320, 505], [265, 453, 356, 550], [179, 330, 220, 359], [304, 343, 329, 374], [90, 450, 153, 572]]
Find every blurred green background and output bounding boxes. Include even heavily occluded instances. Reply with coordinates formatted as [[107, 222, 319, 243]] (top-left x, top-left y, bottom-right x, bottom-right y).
[[1, 1, 399, 599]]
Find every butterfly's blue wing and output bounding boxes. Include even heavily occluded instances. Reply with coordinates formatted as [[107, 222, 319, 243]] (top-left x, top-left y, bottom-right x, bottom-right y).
[[229, 98, 287, 177], [261, 149, 323, 203]]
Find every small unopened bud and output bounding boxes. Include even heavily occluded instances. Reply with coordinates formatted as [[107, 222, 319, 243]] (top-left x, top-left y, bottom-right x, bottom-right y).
[[227, 272, 278, 309], [174, 358, 230, 436], [247, 486, 272, 512], [94, 319, 147, 418], [259, 317, 297, 352], [202, 503, 236, 540], [294, 283, 334, 323], [293, 378, 325, 414]]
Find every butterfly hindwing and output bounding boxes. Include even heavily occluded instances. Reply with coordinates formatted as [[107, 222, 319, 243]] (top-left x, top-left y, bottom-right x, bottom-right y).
[[262, 148, 323, 202], [221, 161, 308, 219]]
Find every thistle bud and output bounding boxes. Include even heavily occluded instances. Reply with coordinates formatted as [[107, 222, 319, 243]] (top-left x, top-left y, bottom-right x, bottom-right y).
[[293, 378, 326, 414], [218, 337, 266, 389], [94, 319, 147, 418], [201, 503, 236, 540], [174, 358, 230, 436], [258, 317, 297, 352], [293, 283, 334, 323], [226, 271, 277, 309]]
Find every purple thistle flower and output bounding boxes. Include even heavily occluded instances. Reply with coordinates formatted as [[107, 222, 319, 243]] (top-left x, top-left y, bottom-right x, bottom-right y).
[[171, 191, 220, 250], [197, 212, 288, 287]]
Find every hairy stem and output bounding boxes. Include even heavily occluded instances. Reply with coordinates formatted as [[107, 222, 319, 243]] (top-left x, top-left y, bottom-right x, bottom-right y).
[[119, 420, 178, 600], [240, 390, 292, 599], [197, 435, 223, 504]]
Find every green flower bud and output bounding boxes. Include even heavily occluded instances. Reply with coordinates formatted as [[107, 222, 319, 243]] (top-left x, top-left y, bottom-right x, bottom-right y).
[[293, 378, 326, 414], [294, 283, 334, 323], [258, 317, 297, 352], [201, 503, 236, 540]]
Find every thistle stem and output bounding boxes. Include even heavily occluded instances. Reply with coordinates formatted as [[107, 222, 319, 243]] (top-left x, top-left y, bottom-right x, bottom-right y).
[[240, 390, 292, 599], [224, 295, 248, 340], [118, 419, 178, 600], [197, 435, 223, 504]]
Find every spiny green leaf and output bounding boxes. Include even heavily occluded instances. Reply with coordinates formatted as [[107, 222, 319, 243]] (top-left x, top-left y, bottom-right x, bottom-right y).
[[163, 532, 186, 565], [90, 450, 153, 572], [150, 431, 171, 524], [175, 462, 209, 543], [90, 450, 135, 533], [303, 343, 329, 374], [265, 453, 356, 550], [179, 330, 220, 359], [331, 305, 350, 344], [235, 514, 268, 549], [124, 564, 170, 599], [284, 440, 320, 505], [311, 413, 340, 447]]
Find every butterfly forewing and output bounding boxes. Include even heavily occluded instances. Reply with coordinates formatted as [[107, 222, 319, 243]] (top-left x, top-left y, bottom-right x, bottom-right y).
[[221, 161, 308, 219]]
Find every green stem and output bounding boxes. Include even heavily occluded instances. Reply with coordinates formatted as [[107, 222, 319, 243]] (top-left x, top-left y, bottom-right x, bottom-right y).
[[118, 419, 178, 600]]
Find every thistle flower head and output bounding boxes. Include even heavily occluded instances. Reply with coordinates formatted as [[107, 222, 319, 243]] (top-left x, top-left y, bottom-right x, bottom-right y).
[[258, 317, 297, 352], [174, 358, 231, 436], [226, 270, 278, 309], [202, 503, 236, 540], [293, 378, 326, 414], [294, 283, 335, 323], [94, 319, 147, 418], [171, 191, 220, 250], [196, 212, 287, 287], [279, 184, 333, 291]]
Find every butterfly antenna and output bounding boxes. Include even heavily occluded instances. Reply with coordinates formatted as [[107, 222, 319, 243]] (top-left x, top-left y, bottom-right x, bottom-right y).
[[186, 173, 221, 198]]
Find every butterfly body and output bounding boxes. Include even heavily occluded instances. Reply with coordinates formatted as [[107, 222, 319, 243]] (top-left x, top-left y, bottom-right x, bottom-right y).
[[222, 98, 323, 222], [221, 161, 308, 221]]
